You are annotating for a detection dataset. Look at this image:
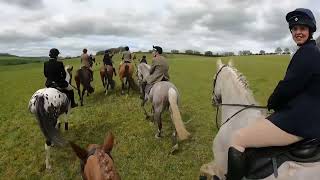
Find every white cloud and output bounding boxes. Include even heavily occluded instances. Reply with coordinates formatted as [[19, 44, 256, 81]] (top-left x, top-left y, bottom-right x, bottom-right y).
[[0, 0, 319, 56]]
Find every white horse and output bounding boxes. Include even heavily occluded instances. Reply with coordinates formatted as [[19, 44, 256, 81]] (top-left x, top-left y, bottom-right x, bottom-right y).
[[28, 65, 73, 169], [137, 63, 191, 153], [200, 59, 320, 180]]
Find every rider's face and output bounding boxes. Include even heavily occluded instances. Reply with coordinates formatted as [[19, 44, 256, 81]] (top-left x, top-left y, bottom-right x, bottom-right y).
[[291, 25, 310, 46]]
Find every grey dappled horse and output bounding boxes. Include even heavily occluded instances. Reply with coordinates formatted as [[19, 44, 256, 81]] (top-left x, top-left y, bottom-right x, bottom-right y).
[[137, 63, 190, 153]]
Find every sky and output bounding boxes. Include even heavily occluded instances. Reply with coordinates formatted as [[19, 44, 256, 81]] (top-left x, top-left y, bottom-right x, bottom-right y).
[[0, 0, 319, 56]]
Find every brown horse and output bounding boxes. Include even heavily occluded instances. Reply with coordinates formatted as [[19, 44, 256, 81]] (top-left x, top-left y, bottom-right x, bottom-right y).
[[70, 132, 120, 180], [118, 63, 134, 95], [100, 65, 115, 95], [75, 67, 94, 106]]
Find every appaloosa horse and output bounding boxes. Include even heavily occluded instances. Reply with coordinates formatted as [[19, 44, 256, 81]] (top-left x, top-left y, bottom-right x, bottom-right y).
[[70, 132, 121, 180], [200, 59, 320, 180], [28, 65, 73, 169], [100, 65, 115, 95], [137, 63, 190, 153], [75, 67, 94, 106]]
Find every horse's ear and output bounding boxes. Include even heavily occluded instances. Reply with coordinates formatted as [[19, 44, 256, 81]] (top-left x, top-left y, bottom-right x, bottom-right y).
[[216, 59, 223, 70], [70, 142, 88, 161], [102, 132, 114, 153], [228, 59, 234, 67]]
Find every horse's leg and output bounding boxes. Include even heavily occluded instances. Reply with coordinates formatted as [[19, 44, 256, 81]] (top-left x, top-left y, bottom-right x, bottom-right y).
[[127, 78, 130, 94], [154, 109, 162, 138], [121, 80, 125, 95], [168, 108, 179, 154], [45, 141, 51, 169], [81, 87, 86, 106]]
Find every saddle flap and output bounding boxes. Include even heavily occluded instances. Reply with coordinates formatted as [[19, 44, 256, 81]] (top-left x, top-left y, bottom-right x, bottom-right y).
[[245, 139, 320, 179]]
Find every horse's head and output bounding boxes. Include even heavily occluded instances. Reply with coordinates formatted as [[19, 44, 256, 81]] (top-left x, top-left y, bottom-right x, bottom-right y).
[[70, 132, 120, 180], [212, 59, 255, 106], [65, 65, 73, 84]]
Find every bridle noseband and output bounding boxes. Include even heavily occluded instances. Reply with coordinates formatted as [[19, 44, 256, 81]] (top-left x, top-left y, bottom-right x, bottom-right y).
[[212, 64, 267, 130]]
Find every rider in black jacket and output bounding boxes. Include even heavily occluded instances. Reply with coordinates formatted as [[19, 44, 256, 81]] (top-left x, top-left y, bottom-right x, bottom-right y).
[[44, 48, 78, 108]]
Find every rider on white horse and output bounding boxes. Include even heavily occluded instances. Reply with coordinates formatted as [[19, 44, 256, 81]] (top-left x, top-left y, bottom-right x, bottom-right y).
[[44, 48, 78, 108], [140, 46, 170, 102], [226, 8, 320, 180]]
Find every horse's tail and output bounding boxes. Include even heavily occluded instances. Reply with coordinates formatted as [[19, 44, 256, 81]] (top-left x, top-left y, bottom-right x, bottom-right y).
[[168, 88, 191, 141], [35, 95, 67, 147], [125, 64, 129, 79]]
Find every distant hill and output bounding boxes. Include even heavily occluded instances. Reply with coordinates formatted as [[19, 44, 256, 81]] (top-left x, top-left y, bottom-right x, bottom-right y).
[[0, 53, 17, 57], [0, 55, 42, 66]]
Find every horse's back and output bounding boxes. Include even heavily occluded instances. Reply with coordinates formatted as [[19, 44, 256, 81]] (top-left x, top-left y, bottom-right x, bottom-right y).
[[151, 81, 178, 102], [29, 88, 69, 114]]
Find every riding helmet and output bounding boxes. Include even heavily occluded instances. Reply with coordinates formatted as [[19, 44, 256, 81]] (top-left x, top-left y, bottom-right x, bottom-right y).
[[286, 8, 316, 32], [153, 45, 163, 54], [49, 48, 60, 58]]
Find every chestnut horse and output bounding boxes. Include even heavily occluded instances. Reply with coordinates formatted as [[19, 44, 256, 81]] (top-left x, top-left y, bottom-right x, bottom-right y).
[[70, 132, 121, 180], [118, 63, 134, 95], [100, 65, 115, 95], [75, 67, 94, 106]]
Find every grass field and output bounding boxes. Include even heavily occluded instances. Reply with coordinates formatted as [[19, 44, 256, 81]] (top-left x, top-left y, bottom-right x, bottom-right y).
[[0, 53, 290, 179]]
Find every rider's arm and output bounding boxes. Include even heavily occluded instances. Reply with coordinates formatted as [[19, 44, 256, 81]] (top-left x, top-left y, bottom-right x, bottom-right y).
[[267, 47, 314, 110], [149, 60, 157, 74]]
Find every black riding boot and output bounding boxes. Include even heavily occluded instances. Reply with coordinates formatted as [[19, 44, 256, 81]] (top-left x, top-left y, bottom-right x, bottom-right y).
[[140, 82, 147, 100], [226, 147, 246, 180], [113, 67, 117, 76], [67, 90, 78, 108]]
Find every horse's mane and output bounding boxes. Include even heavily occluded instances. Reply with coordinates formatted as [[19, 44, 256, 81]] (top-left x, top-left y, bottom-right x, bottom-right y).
[[225, 65, 257, 104]]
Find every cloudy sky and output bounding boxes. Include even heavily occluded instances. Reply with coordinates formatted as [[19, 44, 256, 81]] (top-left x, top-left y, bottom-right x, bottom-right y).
[[0, 0, 319, 56]]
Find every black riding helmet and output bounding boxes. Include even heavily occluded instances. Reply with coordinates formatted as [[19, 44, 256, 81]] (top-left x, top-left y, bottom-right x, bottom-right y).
[[153, 45, 163, 54], [286, 8, 317, 33], [49, 48, 60, 58]]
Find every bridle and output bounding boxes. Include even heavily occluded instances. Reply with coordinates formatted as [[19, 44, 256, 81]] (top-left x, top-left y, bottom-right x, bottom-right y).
[[212, 65, 267, 130]]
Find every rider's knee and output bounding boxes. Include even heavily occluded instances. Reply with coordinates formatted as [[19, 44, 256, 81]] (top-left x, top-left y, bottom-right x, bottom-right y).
[[230, 129, 246, 147]]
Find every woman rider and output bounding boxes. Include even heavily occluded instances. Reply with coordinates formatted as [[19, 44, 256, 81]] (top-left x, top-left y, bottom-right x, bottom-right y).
[[226, 8, 320, 180]]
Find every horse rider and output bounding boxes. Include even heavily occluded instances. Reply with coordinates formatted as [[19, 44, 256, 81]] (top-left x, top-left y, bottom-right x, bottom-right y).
[[226, 8, 320, 180], [121, 46, 132, 64], [44, 48, 78, 108], [81, 48, 93, 81], [140, 55, 147, 64], [141, 46, 170, 101], [103, 50, 117, 76]]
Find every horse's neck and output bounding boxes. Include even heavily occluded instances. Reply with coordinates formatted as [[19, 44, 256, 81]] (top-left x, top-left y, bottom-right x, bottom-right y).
[[220, 72, 262, 126]]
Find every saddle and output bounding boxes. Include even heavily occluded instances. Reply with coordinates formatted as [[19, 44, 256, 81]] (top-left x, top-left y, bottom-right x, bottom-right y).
[[245, 138, 320, 179]]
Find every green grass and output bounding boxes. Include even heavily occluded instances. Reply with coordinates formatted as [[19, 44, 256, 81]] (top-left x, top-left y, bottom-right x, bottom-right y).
[[0, 54, 290, 179], [0, 56, 42, 66]]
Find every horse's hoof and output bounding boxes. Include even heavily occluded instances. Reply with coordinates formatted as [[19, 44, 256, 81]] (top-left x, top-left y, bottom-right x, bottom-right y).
[[213, 175, 220, 180], [170, 144, 179, 154], [46, 164, 52, 170], [155, 133, 162, 139]]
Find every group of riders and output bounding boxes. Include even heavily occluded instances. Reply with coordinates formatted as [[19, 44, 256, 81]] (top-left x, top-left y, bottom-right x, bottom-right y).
[[42, 7, 320, 180], [43, 45, 170, 109]]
